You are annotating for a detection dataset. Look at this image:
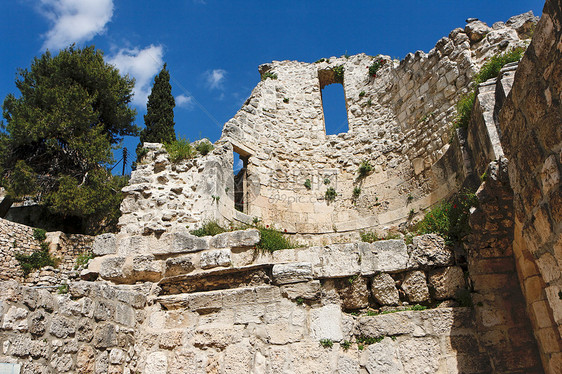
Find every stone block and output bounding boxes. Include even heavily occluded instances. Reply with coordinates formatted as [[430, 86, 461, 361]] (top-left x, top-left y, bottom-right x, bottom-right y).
[[362, 337, 404, 373], [93, 233, 117, 256], [93, 322, 118, 348], [144, 351, 168, 374], [164, 255, 195, 277], [371, 273, 400, 306], [428, 266, 467, 300], [361, 240, 410, 275], [99, 256, 126, 281], [280, 280, 321, 300], [131, 255, 164, 281], [49, 316, 75, 338], [272, 262, 313, 284], [310, 304, 343, 341], [209, 229, 260, 248], [337, 276, 370, 310], [200, 249, 231, 269], [357, 313, 414, 337], [402, 270, 430, 303], [2, 306, 28, 332], [409, 234, 454, 268], [156, 230, 209, 255]]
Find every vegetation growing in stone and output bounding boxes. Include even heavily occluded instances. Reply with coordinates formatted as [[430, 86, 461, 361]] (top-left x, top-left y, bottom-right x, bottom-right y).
[[190, 220, 227, 237], [75, 251, 94, 269], [33, 228, 47, 242], [353, 186, 361, 198], [360, 231, 380, 243], [165, 137, 195, 162], [304, 179, 312, 189], [261, 72, 278, 80], [341, 340, 352, 350], [256, 225, 295, 253], [139, 63, 176, 157], [454, 47, 525, 129], [359, 91, 366, 97], [57, 284, 69, 294], [358, 161, 372, 177], [325, 187, 337, 201], [15, 243, 57, 276], [283, 98, 290, 103], [414, 190, 477, 244], [332, 65, 344, 83], [0, 45, 138, 234], [319, 339, 334, 348], [368, 57, 386, 78], [195, 140, 214, 156], [323, 178, 331, 185]]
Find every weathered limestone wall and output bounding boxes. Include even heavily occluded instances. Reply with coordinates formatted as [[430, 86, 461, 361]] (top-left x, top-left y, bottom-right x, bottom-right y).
[[118, 142, 233, 236], [0, 280, 149, 374], [1, 235, 494, 373], [0, 218, 93, 286], [497, 0, 562, 371], [216, 15, 531, 238]]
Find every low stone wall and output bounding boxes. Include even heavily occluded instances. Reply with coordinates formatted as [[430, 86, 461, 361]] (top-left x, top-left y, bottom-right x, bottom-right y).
[[0, 280, 149, 374], [0, 218, 93, 286]]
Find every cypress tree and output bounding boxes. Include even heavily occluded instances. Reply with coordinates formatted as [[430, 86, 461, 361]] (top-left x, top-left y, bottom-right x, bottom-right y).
[[140, 63, 176, 145]]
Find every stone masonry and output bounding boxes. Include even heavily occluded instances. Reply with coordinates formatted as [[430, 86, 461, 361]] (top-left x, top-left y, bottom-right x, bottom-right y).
[[1, 4, 561, 374]]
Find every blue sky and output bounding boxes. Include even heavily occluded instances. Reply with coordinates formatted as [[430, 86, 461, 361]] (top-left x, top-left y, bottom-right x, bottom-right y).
[[0, 0, 544, 173]]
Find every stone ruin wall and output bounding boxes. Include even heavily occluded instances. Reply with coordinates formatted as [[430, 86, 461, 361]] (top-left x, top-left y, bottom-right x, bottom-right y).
[[1, 234, 497, 374], [116, 13, 535, 245], [2, 4, 562, 374], [0, 218, 93, 286]]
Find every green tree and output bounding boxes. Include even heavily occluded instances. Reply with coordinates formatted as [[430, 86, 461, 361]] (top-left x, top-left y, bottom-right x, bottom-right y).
[[140, 63, 176, 145], [1, 45, 139, 234]]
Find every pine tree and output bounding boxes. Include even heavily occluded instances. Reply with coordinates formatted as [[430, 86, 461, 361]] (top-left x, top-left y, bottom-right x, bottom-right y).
[[140, 63, 176, 145]]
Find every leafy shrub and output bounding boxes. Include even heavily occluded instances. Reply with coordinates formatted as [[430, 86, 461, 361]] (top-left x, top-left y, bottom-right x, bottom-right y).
[[315, 58, 327, 63], [454, 47, 525, 129], [304, 179, 312, 190], [283, 98, 290, 103], [473, 47, 525, 86], [324, 178, 331, 185], [415, 190, 477, 244], [58, 284, 69, 294], [332, 66, 344, 83], [356, 335, 384, 345], [325, 187, 337, 201], [453, 91, 476, 129], [353, 186, 361, 198], [358, 161, 372, 177], [33, 228, 47, 242], [165, 137, 194, 162], [319, 339, 333, 348], [261, 72, 277, 81], [257, 226, 295, 253], [360, 231, 379, 243], [341, 340, 352, 350], [368, 57, 386, 77], [75, 251, 94, 269], [359, 91, 366, 97], [195, 140, 214, 156], [6, 160, 37, 198], [190, 220, 227, 237], [15, 245, 57, 276]]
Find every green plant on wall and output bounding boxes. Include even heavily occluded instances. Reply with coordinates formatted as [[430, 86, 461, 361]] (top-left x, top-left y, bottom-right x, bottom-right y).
[[369, 56, 386, 78], [165, 137, 194, 162], [261, 72, 278, 81], [332, 65, 344, 83], [325, 187, 337, 202], [358, 161, 372, 177], [304, 179, 312, 190], [353, 186, 361, 198]]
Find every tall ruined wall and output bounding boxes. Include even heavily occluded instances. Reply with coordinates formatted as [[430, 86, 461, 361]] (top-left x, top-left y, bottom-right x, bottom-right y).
[[497, 0, 562, 371], [217, 16, 531, 238]]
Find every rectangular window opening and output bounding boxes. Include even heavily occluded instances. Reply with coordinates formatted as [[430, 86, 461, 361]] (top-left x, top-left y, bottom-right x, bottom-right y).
[[321, 82, 349, 135], [233, 150, 249, 213]]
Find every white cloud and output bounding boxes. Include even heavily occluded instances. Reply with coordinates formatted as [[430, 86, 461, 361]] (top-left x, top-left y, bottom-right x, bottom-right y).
[[38, 0, 114, 50], [204, 69, 226, 90], [106, 45, 164, 107], [176, 94, 194, 110]]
